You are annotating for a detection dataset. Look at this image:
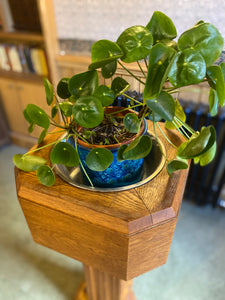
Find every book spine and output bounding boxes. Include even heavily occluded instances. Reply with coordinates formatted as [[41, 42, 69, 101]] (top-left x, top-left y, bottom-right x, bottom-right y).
[[8, 45, 23, 72], [0, 44, 11, 71], [23, 46, 35, 73]]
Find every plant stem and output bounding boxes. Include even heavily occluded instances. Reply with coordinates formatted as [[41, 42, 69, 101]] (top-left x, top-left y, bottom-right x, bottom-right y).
[[54, 93, 68, 127], [174, 116, 195, 135], [74, 134, 94, 187], [121, 93, 143, 105], [156, 122, 178, 150], [50, 121, 67, 129], [106, 104, 142, 116], [137, 61, 146, 78], [25, 138, 65, 156], [118, 61, 145, 85], [144, 58, 149, 70]]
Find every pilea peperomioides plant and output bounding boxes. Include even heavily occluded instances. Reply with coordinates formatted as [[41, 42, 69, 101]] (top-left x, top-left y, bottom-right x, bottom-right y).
[[13, 11, 225, 187]]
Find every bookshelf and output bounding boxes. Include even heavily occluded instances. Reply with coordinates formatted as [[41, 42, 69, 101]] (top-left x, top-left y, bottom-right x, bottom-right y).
[[0, 0, 53, 148]]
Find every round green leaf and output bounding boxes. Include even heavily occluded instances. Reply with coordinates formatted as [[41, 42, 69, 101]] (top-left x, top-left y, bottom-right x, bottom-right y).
[[178, 22, 224, 66], [146, 91, 175, 121], [25, 104, 50, 129], [206, 65, 225, 107], [93, 85, 115, 107], [146, 11, 177, 43], [199, 140, 216, 166], [50, 142, 80, 167], [13, 154, 47, 172], [123, 113, 140, 133], [51, 104, 58, 118], [72, 96, 104, 128], [68, 70, 98, 99], [101, 60, 117, 79], [165, 99, 186, 129], [89, 40, 123, 70], [148, 111, 163, 122], [122, 135, 152, 160], [117, 144, 128, 162], [58, 101, 73, 117], [177, 126, 216, 159], [36, 165, 55, 187], [86, 148, 113, 171], [209, 88, 218, 116], [116, 25, 153, 63], [111, 77, 130, 96], [43, 78, 54, 105], [168, 49, 206, 87], [143, 43, 176, 99], [166, 158, 188, 176], [57, 77, 71, 99]]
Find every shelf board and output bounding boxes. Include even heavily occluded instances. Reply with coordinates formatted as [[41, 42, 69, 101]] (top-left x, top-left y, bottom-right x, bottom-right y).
[[0, 31, 44, 43], [0, 69, 44, 83]]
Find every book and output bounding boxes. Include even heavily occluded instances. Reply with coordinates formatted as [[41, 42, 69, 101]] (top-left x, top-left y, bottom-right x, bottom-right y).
[[8, 45, 23, 72], [23, 46, 35, 73], [17, 44, 29, 73], [37, 48, 48, 76], [0, 44, 11, 71], [30, 47, 48, 76]]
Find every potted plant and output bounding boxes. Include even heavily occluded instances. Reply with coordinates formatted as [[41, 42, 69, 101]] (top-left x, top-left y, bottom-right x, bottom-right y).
[[13, 11, 225, 188]]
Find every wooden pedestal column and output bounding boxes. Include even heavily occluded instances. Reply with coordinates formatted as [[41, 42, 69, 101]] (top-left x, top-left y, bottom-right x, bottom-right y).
[[15, 122, 189, 300]]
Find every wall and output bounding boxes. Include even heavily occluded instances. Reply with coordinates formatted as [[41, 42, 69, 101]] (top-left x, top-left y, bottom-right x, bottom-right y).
[[53, 0, 225, 44]]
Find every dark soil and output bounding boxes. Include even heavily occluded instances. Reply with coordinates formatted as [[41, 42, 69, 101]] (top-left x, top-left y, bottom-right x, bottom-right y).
[[80, 114, 136, 145]]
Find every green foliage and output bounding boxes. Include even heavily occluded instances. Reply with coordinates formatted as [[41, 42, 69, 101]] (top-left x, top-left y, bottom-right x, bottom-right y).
[[50, 142, 80, 167], [146, 91, 175, 121], [117, 25, 153, 63], [68, 70, 98, 99], [89, 40, 123, 70], [178, 22, 224, 66], [146, 11, 177, 43], [72, 96, 104, 128], [143, 43, 176, 99], [36, 166, 55, 187], [86, 148, 113, 171], [43, 78, 54, 105], [123, 113, 140, 133], [13, 154, 47, 172], [13, 11, 225, 185], [57, 77, 71, 99]]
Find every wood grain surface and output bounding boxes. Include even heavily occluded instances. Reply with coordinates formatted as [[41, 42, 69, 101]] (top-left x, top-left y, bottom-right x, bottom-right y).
[[15, 121, 189, 280]]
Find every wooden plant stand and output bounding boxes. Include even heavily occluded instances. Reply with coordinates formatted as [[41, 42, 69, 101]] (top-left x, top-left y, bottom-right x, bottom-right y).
[[15, 122, 189, 300]]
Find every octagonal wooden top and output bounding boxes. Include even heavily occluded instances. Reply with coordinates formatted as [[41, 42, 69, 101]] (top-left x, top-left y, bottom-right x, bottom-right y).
[[15, 121, 189, 237]]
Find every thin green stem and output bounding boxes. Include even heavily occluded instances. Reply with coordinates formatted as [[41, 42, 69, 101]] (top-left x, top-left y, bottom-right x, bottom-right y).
[[137, 61, 146, 78], [174, 116, 195, 135], [49, 121, 67, 129], [144, 58, 149, 70], [106, 104, 142, 116], [54, 93, 67, 126], [172, 120, 189, 140], [156, 122, 178, 150], [118, 61, 145, 85], [72, 129, 94, 149], [74, 134, 94, 187], [25, 137, 66, 156], [122, 92, 143, 105]]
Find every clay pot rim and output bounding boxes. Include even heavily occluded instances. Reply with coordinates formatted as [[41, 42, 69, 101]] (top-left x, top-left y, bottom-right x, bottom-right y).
[[77, 107, 147, 150]]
